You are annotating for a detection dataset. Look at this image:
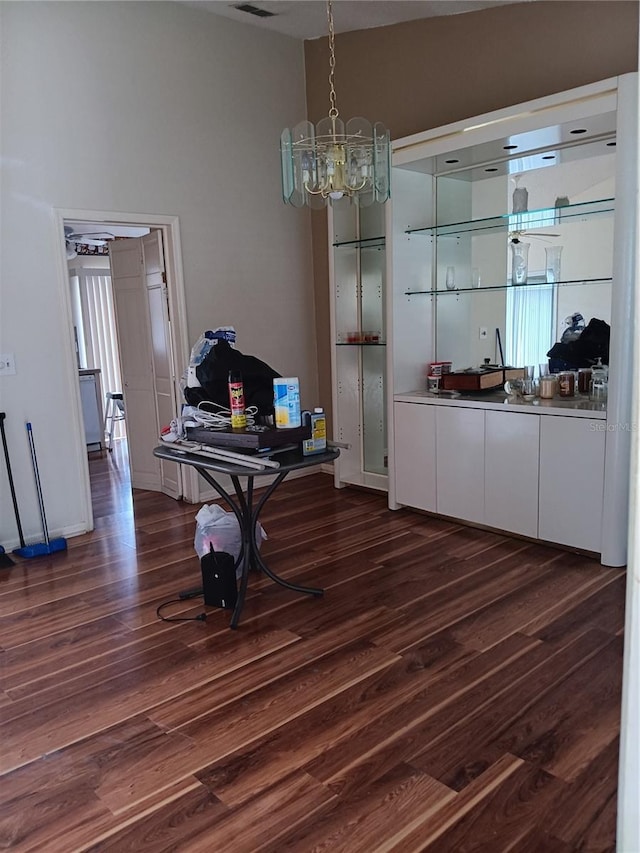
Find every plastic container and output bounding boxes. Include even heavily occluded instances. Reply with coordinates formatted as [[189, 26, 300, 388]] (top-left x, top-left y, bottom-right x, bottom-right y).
[[302, 408, 327, 456], [274, 378, 301, 428]]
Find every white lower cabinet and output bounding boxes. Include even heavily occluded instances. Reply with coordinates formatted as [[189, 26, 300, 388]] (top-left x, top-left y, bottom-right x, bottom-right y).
[[538, 417, 605, 553], [435, 406, 485, 524], [394, 402, 437, 512], [393, 400, 606, 554], [485, 410, 540, 538]]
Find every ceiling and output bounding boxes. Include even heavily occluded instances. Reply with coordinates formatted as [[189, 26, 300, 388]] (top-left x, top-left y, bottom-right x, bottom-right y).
[[184, 0, 525, 40]]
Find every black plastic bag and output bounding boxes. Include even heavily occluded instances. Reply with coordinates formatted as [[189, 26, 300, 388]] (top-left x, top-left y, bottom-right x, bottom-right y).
[[547, 317, 610, 369], [184, 339, 281, 415]]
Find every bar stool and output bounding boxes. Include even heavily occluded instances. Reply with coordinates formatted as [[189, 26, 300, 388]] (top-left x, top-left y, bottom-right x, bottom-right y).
[[103, 392, 125, 452]]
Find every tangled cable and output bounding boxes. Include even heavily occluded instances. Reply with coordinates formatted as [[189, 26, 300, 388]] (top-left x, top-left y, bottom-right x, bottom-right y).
[[191, 400, 259, 430]]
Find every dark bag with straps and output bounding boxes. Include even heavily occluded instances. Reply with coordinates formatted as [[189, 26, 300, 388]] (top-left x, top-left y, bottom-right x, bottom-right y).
[[184, 339, 281, 415]]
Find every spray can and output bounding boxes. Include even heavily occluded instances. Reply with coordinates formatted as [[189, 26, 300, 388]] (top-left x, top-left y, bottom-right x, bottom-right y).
[[302, 408, 327, 456], [228, 370, 247, 428]]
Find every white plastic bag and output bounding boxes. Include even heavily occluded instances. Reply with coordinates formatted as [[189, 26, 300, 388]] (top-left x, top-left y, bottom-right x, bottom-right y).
[[194, 504, 267, 570]]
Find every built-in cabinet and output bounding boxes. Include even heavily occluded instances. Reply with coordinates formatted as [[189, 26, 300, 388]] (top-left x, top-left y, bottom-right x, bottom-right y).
[[329, 203, 387, 491], [394, 397, 605, 553], [387, 75, 637, 565]]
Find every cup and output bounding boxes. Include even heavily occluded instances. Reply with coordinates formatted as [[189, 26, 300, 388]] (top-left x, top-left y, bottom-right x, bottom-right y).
[[539, 362, 550, 378], [524, 366, 534, 381], [471, 268, 481, 288], [445, 266, 456, 290], [427, 374, 440, 393]]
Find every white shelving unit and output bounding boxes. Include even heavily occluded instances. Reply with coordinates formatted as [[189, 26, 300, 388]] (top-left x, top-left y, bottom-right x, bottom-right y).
[[386, 74, 638, 566], [329, 203, 388, 492]]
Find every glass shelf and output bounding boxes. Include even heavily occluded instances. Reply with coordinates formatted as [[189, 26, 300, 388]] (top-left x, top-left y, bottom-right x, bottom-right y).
[[404, 277, 612, 296], [333, 235, 385, 248], [405, 197, 614, 238]]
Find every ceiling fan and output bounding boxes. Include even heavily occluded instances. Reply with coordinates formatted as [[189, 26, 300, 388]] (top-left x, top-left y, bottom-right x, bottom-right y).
[[509, 228, 560, 244], [64, 226, 115, 259]]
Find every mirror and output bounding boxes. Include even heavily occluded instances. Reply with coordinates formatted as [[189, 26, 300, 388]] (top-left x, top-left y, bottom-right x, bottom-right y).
[[434, 150, 615, 370]]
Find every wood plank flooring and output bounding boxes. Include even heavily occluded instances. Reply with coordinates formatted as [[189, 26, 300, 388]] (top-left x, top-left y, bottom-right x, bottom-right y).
[[0, 441, 625, 851]]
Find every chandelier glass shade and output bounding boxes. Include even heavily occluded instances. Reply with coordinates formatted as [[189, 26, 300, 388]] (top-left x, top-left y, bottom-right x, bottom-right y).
[[280, 2, 390, 208]]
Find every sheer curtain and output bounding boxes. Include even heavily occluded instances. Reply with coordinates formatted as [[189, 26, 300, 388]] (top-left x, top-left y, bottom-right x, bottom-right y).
[[505, 208, 557, 368], [505, 278, 556, 367]]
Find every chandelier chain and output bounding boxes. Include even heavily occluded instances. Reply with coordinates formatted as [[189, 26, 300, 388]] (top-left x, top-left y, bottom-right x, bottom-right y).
[[327, 0, 339, 120]]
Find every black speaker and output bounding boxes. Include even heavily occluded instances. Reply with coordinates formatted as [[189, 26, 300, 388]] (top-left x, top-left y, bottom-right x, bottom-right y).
[[200, 547, 237, 609]]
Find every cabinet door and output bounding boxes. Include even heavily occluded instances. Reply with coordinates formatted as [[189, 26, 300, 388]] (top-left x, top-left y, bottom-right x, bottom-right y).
[[436, 406, 484, 523], [485, 410, 539, 538], [394, 403, 436, 512], [539, 417, 605, 552]]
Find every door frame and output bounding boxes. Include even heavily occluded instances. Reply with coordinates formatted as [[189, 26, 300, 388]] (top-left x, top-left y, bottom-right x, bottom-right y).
[[53, 208, 198, 529]]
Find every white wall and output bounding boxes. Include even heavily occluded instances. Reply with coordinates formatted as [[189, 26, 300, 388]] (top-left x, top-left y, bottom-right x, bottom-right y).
[[0, 1, 315, 546]]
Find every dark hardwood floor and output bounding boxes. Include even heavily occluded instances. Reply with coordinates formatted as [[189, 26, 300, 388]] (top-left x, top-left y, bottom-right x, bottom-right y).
[[0, 441, 624, 851]]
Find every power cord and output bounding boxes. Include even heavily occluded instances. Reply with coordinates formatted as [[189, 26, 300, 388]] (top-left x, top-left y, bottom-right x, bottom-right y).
[[156, 599, 207, 623], [192, 401, 259, 430]]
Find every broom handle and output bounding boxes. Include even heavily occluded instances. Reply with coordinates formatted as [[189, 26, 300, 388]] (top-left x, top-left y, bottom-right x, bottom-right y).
[[0, 412, 26, 547], [26, 422, 50, 546]]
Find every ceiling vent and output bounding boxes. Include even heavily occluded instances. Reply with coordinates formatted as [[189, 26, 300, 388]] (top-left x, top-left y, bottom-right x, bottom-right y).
[[234, 4, 276, 18]]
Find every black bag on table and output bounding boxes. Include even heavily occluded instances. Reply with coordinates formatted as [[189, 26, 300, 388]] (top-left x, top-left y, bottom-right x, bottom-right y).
[[547, 317, 610, 369], [184, 339, 281, 416]]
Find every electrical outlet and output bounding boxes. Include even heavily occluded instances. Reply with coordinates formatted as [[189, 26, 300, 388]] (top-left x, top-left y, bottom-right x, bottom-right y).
[[479, 327, 488, 340], [0, 353, 16, 375]]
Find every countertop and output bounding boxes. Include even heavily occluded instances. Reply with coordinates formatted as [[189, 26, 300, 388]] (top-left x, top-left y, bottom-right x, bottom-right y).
[[394, 389, 607, 419]]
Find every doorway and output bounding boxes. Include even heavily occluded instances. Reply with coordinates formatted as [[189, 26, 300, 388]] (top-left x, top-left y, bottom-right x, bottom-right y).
[[55, 208, 197, 531]]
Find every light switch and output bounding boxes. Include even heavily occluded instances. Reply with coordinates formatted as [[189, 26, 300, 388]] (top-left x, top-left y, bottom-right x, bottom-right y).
[[0, 353, 16, 375]]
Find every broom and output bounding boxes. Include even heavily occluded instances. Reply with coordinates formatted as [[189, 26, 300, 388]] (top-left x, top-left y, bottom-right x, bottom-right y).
[[13, 421, 67, 558], [0, 412, 18, 566]]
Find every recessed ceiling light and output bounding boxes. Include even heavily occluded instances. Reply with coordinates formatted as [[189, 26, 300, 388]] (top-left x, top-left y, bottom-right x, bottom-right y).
[[570, 128, 587, 134], [542, 155, 556, 160], [503, 144, 518, 150], [484, 167, 498, 172], [606, 141, 616, 147], [445, 158, 459, 164]]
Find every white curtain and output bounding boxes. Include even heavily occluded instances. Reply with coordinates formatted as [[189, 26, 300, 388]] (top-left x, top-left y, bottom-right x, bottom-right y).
[[505, 279, 556, 368], [505, 207, 557, 368]]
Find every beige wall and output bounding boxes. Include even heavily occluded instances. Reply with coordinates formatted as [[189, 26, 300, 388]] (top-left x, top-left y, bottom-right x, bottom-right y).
[[304, 0, 639, 424]]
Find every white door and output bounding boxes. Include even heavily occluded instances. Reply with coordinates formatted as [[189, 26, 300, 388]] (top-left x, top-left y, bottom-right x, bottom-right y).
[[141, 231, 181, 498], [109, 235, 181, 497]]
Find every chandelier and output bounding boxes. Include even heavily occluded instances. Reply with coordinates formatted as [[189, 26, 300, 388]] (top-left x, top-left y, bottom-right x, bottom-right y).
[[280, 0, 390, 208]]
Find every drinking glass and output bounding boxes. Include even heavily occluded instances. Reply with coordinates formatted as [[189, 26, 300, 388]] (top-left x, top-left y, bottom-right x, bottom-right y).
[[545, 246, 563, 284], [445, 266, 456, 290]]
